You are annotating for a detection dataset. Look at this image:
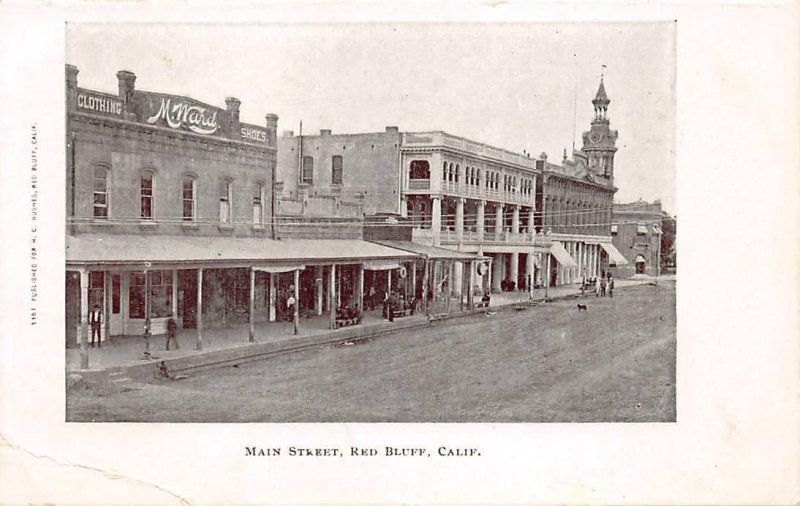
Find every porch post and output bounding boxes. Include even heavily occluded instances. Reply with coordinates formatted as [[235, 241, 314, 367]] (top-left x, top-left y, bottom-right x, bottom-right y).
[[196, 268, 203, 350], [431, 196, 442, 246], [294, 269, 301, 335], [510, 251, 520, 291], [79, 269, 89, 369], [248, 267, 255, 342], [103, 271, 111, 342], [526, 252, 535, 299], [455, 197, 464, 245], [387, 268, 392, 294], [467, 261, 475, 310], [268, 274, 276, 322], [171, 269, 178, 324], [410, 261, 417, 299], [421, 259, 430, 315], [544, 254, 550, 298], [495, 203, 504, 240], [315, 266, 324, 315], [328, 264, 336, 330], [357, 264, 365, 310]]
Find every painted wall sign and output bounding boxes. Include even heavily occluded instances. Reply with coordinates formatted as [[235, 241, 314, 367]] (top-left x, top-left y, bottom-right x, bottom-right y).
[[77, 93, 122, 115], [146, 98, 219, 135], [240, 126, 267, 143]]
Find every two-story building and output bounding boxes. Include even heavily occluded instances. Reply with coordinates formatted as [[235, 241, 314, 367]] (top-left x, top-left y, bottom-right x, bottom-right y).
[[276, 78, 628, 293], [611, 200, 663, 277], [65, 66, 418, 369]]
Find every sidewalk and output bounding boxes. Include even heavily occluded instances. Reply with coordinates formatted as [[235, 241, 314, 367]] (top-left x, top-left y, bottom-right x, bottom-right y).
[[67, 277, 658, 380]]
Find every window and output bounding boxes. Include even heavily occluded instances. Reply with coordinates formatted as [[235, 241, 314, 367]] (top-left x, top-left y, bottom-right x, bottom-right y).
[[302, 156, 314, 184], [219, 179, 232, 224], [88, 271, 104, 309], [331, 155, 343, 185], [140, 172, 153, 220], [93, 166, 108, 219], [253, 183, 264, 225], [129, 270, 173, 319], [182, 177, 196, 221], [409, 160, 430, 179]]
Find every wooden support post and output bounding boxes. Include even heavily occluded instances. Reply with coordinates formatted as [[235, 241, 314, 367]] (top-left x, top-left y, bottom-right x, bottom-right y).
[[171, 269, 178, 324], [328, 264, 336, 329], [268, 274, 276, 322], [422, 260, 430, 315], [467, 261, 474, 310], [196, 268, 203, 350], [248, 267, 255, 342], [103, 271, 111, 343], [357, 265, 365, 311], [79, 269, 89, 369], [293, 269, 300, 335]]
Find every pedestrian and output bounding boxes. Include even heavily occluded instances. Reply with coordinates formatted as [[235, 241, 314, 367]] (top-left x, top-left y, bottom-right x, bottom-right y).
[[368, 286, 377, 310], [90, 304, 103, 348], [600, 276, 607, 297], [166, 316, 179, 350], [580, 275, 586, 297], [595, 277, 601, 297], [388, 292, 396, 322], [608, 276, 615, 298]]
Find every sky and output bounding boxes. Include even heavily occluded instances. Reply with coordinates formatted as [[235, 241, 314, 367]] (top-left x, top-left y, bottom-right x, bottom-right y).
[[67, 22, 675, 214]]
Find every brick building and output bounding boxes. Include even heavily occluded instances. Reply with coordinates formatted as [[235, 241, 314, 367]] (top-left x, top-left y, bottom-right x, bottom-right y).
[[277, 78, 628, 292], [65, 66, 418, 369], [611, 200, 663, 277]]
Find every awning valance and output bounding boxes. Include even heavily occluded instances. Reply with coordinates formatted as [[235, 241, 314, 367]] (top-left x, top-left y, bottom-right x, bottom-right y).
[[550, 241, 578, 268], [600, 242, 629, 266], [363, 260, 402, 271], [253, 265, 305, 274]]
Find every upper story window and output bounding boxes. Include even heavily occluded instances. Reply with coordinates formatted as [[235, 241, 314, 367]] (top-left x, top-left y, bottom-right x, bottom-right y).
[[140, 171, 154, 220], [93, 165, 109, 219], [219, 179, 233, 224], [409, 160, 430, 179], [182, 176, 196, 222], [331, 155, 343, 185], [302, 156, 314, 184], [253, 183, 264, 225]]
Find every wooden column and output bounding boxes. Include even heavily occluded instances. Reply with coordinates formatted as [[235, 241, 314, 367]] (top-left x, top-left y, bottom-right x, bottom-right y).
[[248, 267, 255, 342], [467, 261, 475, 309], [293, 269, 300, 335], [268, 274, 276, 322], [421, 260, 430, 315], [79, 269, 89, 369], [328, 264, 336, 329], [410, 261, 417, 299], [196, 268, 203, 350], [315, 266, 324, 315], [171, 269, 178, 324], [103, 271, 111, 342], [357, 264, 365, 310]]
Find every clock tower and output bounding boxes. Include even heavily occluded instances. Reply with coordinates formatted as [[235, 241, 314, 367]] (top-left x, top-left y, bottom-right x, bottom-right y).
[[581, 77, 618, 182]]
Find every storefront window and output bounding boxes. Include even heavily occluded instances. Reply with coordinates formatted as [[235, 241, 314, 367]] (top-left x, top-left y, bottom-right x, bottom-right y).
[[129, 270, 173, 319]]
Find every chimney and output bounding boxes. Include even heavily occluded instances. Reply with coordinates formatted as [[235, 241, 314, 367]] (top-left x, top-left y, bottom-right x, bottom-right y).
[[116, 70, 136, 119], [385, 126, 399, 133], [65, 64, 79, 110], [265, 113, 279, 146], [539, 152, 548, 162], [320, 129, 332, 136], [225, 97, 241, 137], [282, 130, 294, 137]]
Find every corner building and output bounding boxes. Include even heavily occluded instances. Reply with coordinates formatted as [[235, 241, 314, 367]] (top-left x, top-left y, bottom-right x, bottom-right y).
[[277, 79, 628, 292], [611, 200, 663, 277]]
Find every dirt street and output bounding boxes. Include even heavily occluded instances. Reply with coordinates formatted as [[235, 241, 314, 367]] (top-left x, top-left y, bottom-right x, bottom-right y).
[[67, 282, 676, 422]]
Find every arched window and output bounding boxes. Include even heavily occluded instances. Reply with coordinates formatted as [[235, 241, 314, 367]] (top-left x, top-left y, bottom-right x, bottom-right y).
[[455, 164, 460, 183], [219, 178, 233, 224], [182, 176, 196, 222], [409, 160, 430, 179], [443, 161, 448, 180], [93, 165, 109, 219], [331, 155, 343, 184], [140, 170, 154, 220], [302, 156, 314, 184]]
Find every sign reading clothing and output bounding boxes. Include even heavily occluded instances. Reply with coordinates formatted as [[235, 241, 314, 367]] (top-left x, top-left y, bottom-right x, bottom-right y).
[[77, 93, 122, 115], [146, 98, 219, 135]]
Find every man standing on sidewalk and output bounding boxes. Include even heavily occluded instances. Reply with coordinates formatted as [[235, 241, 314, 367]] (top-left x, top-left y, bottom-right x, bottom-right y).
[[90, 304, 102, 348]]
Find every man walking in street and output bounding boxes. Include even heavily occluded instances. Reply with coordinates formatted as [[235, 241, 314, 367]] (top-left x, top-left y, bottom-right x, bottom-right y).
[[90, 304, 102, 348], [166, 316, 179, 350], [608, 275, 615, 298]]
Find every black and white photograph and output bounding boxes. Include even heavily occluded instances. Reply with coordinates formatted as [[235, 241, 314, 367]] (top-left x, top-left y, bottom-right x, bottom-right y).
[[63, 22, 676, 423], [1, 2, 798, 505]]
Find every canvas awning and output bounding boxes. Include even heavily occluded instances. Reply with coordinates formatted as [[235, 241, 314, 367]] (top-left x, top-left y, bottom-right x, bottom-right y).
[[550, 241, 578, 268], [370, 240, 486, 261], [600, 242, 629, 266], [253, 265, 305, 273]]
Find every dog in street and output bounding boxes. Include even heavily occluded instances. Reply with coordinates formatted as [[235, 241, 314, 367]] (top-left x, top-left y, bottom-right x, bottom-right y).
[[576, 303, 588, 311]]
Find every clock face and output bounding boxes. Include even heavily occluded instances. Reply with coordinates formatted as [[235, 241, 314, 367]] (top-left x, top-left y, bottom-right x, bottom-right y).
[[590, 132, 602, 143]]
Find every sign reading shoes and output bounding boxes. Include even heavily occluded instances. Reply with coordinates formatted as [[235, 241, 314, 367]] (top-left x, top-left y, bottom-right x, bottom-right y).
[[146, 98, 219, 135]]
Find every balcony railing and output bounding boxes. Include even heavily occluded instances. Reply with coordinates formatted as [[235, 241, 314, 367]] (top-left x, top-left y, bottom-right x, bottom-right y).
[[408, 178, 431, 190]]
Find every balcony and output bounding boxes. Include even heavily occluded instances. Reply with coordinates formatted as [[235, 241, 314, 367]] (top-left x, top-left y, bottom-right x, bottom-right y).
[[408, 178, 431, 190]]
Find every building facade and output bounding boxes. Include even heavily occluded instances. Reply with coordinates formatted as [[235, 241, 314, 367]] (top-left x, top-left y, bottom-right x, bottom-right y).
[[611, 200, 663, 277], [65, 66, 422, 369], [276, 79, 628, 291]]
